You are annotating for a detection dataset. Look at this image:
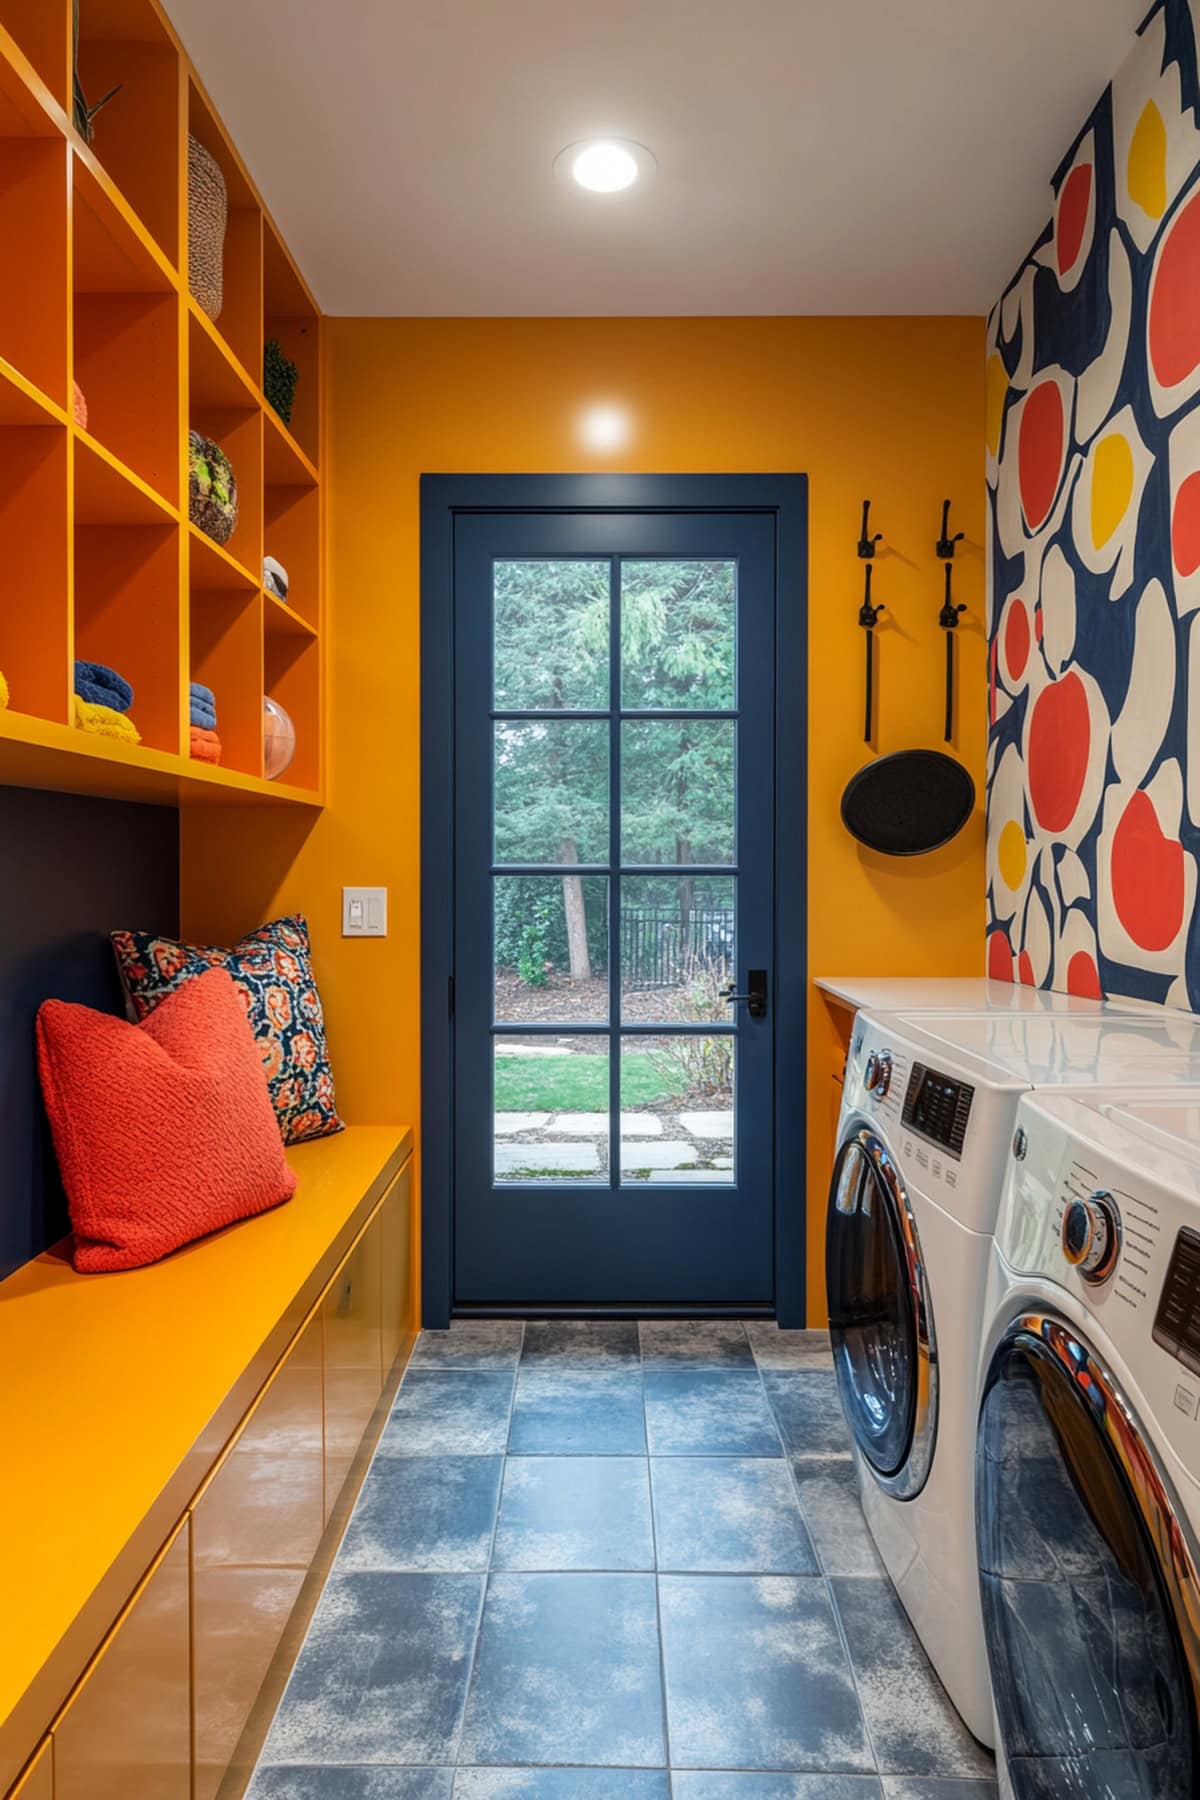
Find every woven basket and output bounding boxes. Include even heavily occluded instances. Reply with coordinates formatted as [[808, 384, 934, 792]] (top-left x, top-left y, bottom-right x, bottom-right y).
[[188, 135, 227, 323], [189, 431, 238, 547]]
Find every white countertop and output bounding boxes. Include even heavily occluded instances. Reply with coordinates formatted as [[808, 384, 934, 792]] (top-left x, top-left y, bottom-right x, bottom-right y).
[[813, 975, 1162, 1015]]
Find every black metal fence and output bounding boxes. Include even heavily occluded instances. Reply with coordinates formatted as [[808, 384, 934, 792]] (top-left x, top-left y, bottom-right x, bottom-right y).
[[620, 906, 734, 990]]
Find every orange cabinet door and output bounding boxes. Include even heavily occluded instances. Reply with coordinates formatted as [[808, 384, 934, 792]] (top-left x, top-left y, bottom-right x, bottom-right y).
[[380, 1163, 414, 1376], [322, 1211, 384, 1519], [9, 1741, 52, 1799], [191, 1311, 324, 1800], [54, 1523, 191, 1800]]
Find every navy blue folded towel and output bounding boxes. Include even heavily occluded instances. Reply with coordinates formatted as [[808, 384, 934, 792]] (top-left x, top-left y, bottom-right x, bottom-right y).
[[74, 660, 133, 713], [189, 681, 217, 730]]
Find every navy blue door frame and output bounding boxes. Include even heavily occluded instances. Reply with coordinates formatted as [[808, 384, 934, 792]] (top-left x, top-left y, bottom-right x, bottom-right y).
[[420, 474, 809, 1327]]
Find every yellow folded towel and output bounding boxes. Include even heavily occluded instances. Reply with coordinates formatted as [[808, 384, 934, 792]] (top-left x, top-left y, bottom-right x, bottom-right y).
[[73, 694, 140, 744], [0, 668, 8, 709]]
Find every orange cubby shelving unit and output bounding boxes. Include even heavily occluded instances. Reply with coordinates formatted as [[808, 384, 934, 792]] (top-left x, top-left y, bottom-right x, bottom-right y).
[[0, 1, 324, 810]]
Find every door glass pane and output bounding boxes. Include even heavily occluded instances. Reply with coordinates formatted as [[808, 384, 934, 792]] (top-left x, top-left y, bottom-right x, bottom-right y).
[[494, 559, 610, 710], [621, 720, 735, 865], [621, 559, 736, 709], [495, 876, 608, 1024], [494, 1038, 609, 1183], [495, 720, 609, 864], [826, 1146, 917, 1477], [619, 1035, 735, 1184], [620, 875, 734, 1023]]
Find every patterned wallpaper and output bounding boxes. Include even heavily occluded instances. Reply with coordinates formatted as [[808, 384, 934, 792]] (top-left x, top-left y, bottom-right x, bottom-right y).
[[986, 0, 1200, 1008]]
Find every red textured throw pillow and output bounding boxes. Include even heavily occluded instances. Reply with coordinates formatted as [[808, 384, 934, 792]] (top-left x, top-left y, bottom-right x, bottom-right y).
[[37, 968, 297, 1273]]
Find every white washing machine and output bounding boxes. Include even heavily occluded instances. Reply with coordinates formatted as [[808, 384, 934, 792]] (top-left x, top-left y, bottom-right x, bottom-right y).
[[827, 1008, 1200, 1746], [977, 1087, 1200, 1796]]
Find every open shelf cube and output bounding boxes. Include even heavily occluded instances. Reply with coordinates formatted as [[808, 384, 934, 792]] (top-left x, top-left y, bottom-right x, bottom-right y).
[[189, 401, 262, 586], [264, 469, 318, 629], [188, 79, 262, 383], [74, 0, 180, 266], [189, 578, 263, 779], [73, 161, 178, 504], [0, 415, 69, 723], [264, 629, 318, 791], [0, 0, 70, 112], [0, 133, 67, 406], [263, 220, 318, 467], [74, 515, 180, 753]]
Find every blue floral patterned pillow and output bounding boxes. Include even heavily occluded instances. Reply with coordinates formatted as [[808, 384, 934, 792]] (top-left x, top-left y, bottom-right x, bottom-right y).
[[111, 915, 343, 1145]]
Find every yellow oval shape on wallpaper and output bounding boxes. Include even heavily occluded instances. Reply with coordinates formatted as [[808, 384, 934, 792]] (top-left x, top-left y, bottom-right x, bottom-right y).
[[986, 352, 1009, 459], [997, 818, 1027, 892], [1091, 433, 1134, 548], [1128, 99, 1168, 220]]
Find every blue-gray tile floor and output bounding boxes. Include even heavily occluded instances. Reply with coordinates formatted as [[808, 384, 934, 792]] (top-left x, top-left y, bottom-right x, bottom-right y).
[[250, 1321, 997, 1799]]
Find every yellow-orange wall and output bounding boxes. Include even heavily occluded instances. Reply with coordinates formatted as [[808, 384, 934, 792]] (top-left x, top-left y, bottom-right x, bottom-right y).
[[181, 315, 987, 1322]]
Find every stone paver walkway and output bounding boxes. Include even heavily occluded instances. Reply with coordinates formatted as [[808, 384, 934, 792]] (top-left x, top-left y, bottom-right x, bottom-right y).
[[493, 1108, 734, 1182]]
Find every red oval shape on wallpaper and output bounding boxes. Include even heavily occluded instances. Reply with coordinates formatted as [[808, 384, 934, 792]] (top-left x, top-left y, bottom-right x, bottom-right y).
[[1016, 950, 1036, 986], [1005, 598, 1030, 680], [987, 931, 1014, 980], [1172, 469, 1200, 576], [1018, 382, 1065, 531], [1028, 670, 1090, 831], [1056, 163, 1092, 274], [1111, 789, 1185, 952], [1150, 187, 1200, 390], [1067, 950, 1102, 999]]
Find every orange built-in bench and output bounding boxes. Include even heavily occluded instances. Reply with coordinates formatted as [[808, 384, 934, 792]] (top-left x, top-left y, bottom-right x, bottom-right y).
[[0, 1125, 415, 1799]]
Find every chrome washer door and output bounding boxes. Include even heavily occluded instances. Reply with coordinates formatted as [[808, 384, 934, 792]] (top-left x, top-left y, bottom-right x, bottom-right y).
[[825, 1127, 937, 1498], [976, 1315, 1200, 1797]]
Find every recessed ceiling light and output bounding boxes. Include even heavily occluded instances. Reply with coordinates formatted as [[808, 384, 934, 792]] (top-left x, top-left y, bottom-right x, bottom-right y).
[[555, 139, 655, 194]]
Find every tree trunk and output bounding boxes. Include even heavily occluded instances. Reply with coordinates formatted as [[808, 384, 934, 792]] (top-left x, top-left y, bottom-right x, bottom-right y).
[[559, 839, 592, 981]]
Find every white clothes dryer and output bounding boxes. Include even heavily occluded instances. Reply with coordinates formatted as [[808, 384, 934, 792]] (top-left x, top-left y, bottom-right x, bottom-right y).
[[977, 1087, 1200, 1797], [826, 1008, 1200, 1746]]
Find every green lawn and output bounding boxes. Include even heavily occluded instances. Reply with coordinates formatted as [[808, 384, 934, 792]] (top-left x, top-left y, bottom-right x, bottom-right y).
[[494, 1050, 686, 1112]]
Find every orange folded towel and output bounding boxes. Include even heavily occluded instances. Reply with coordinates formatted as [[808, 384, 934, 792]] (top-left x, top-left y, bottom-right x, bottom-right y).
[[189, 725, 222, 765]]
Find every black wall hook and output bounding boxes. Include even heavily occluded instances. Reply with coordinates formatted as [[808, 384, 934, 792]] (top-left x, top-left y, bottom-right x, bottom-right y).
[[938, 562, 967, 742], [859, 564, 885, 743], [857, 499, 883, 559], [936, 498, 964, 561]]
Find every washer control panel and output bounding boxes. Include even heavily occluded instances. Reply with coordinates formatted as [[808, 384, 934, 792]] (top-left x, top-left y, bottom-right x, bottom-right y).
[[1153, 1227, 1200, 1376], [902, 1062, 975, 1162]]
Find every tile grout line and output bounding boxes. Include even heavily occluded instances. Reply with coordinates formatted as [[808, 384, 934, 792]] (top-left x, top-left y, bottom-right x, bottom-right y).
[[640, 1321, 676, 1796], [451, 1320, 525, 1774]]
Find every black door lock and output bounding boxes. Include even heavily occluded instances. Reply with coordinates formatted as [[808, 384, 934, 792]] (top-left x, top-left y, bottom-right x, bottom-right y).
[[722, 969, 768, 1019]]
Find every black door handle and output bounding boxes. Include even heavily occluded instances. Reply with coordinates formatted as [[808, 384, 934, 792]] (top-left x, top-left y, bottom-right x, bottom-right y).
[[722, 970, 768, 1019]]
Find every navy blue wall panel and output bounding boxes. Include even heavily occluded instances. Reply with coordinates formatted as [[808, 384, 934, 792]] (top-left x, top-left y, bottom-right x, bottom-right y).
[[0, 787, 179, 1278]]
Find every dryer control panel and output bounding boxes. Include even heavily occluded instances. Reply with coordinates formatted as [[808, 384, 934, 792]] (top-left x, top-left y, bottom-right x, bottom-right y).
[[902, 1063, 974, 1161]]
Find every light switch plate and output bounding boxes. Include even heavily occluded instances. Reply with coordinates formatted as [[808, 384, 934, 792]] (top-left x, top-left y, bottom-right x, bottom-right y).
[[342, 886, 388, 937]]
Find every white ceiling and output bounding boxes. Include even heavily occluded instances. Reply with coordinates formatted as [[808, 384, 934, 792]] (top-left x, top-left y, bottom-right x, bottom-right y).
[[163, 0, 1148, 317]]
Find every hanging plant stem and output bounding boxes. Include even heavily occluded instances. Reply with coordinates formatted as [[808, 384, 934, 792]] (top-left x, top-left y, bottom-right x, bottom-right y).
[[72, 0, 122, 144]]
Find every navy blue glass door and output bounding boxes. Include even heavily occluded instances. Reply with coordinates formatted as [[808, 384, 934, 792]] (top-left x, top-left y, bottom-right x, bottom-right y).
[[452, 508, 777, 1308]]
